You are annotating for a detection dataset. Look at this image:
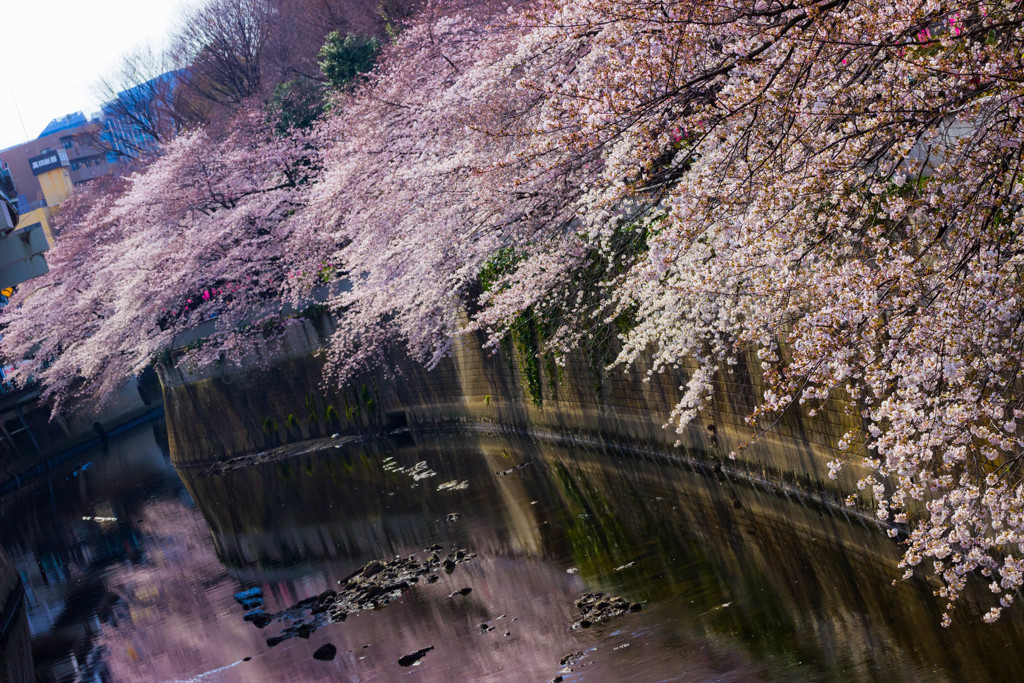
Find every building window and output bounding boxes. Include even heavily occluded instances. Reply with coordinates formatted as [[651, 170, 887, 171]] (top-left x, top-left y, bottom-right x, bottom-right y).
[[60, 135, 74, 150]]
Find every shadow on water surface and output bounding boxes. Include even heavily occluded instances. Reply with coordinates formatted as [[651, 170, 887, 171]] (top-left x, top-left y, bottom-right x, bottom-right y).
[[2, 425, 1024, 681]]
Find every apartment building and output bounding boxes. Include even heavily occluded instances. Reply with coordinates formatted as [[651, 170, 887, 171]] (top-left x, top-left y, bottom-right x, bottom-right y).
[[0, 112, 118, 214]]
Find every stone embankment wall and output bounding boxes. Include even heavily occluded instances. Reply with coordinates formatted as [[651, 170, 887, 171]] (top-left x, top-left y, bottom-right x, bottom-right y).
[[158, 316, 871, 501]]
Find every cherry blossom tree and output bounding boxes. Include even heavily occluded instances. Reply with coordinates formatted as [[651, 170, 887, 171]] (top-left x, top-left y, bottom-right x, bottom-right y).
[[482, 0, 1024, 626], [288, 0, 1024, 624], [1, 107, 317, 413], [6, 0, 1024, 624], [282, 0, 608, 381]]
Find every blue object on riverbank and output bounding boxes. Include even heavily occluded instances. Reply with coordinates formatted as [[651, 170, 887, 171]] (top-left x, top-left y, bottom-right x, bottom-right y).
[[234, 587, 264, 610]]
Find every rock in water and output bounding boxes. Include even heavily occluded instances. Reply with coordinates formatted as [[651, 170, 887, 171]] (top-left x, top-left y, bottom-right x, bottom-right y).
[[243, 609, 272, 628], [560, 652, 583, 667], [570, 592, 636, 629], [313, 643, 337, 661], [234, 587, 264, 610], [254, 552, 474, 650], [361, 560, 385, 578], [398, 646, 435, 667]]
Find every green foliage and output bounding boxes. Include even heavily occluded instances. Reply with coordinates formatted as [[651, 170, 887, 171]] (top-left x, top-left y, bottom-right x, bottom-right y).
[[319, 33, 381, 90], [301, 302, 329, 322], [360, 383, 377, 415], [286, 413, 300, 430], [500, 333, 515, 374], [478, 247, 558, 406], [512, 313, 543, 407], [378, 0, 409, 40], [306, 394, 319, 424], [613, 307, 638, 337], [325, 404, 339, 421], [478, 247, 523, 293], [267, 78, 325, 134], [481, 250, 541, 403], [317, 263, 337, 283], [344, 398, 359, 421], [480, 221, 651, 407], [545, 355, 561, 398], [262, 417, 278, 433]]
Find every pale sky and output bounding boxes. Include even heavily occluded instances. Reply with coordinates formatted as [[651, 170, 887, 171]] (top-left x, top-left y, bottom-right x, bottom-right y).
[[1, 0, 193, 151]]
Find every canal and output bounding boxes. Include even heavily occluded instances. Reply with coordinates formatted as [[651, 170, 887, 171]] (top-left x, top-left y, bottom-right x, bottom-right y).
[[2, 423, 1023, 681]]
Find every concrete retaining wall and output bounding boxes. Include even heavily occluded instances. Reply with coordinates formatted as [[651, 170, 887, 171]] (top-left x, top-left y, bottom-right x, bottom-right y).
[[158, 316, 872, 502], [0, 371, 163, 489]]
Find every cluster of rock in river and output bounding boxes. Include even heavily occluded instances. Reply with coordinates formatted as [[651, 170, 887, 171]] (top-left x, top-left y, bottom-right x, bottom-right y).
[[232, 544, 477, 660], [230, 537, 640, 676], [546, 593, 643, 682], [570, 592, 642, 630]]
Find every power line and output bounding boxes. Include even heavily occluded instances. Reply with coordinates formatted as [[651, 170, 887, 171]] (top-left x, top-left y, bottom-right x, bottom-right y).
[[8, 86, 30, 142]]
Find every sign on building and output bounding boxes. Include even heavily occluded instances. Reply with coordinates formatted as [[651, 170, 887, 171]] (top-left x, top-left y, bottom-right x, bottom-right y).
[[27, 149, 70, 176]]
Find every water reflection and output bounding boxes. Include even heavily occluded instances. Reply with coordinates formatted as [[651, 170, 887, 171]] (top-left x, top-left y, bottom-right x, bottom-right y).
[[0, 424, 179, 681], [2, 426, 1024, 681]]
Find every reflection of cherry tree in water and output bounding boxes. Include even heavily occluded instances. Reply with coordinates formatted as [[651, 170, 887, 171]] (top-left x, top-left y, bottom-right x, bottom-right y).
[[96, 498, 258, 681], [542, 447, 1024, 680], [94, 448, 595, 682], [2, 490, 152, 678]]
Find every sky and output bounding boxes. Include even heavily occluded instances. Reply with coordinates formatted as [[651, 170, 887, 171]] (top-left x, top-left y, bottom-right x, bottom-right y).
[[0, 0, 193, 151]]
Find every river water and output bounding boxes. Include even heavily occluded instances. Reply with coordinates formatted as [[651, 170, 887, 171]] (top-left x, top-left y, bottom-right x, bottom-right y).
[[2, 423, 1023, 682]]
